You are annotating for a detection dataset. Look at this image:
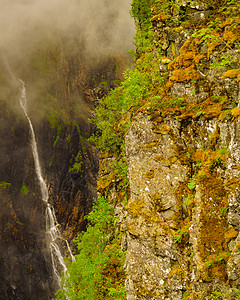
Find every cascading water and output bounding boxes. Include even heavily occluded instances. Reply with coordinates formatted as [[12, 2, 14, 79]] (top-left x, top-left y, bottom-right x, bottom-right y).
[[18, 79, 74, 286]]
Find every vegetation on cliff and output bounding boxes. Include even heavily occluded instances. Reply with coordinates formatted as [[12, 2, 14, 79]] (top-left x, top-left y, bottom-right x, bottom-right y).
[[88, 0, 240, 299], [55, 0, 240, 298], [56, 195, 126, 300]]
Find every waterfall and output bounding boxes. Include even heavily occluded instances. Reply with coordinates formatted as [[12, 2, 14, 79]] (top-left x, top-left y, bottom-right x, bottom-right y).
[[18, 79, 75, 286]]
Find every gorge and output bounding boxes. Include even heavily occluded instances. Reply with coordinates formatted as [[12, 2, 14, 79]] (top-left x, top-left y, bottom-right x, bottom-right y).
[[1, 0, 240, 299], [0, 0, 134, 299]]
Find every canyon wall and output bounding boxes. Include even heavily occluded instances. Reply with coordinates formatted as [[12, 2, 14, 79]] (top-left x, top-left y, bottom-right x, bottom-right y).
[[96, 0, 240, 299], [2, 0, 240, 299], [121, 0, 240, 299], [0, 34, 128, 298]]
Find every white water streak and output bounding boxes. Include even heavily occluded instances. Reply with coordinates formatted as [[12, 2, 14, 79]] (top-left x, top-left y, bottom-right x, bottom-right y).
[[18, 79, 74, 286], [19, 80, 49, 202]]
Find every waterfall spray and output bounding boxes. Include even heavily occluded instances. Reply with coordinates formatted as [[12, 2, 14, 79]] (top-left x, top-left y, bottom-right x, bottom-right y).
[[18, 79, 75, 286]]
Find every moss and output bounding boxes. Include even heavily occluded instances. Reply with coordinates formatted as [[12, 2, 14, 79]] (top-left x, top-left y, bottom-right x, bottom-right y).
[[194, 149, 227, 181], [145, 169, 154, 179], [149, 191, 168, 212], [169, 66, 200, 83], [218, 110, 232, 122], [154, 155, 164, 162], [92, 0, 240, 296], [0, 182, 11, 189], [232, 107, 240, 119], [224, 178, 240, 191], [20, 183, 30, 195], [222, 69, 240, 81], [126, 198, 145, 217], [167, 266, 183, 279], [150, 12, 170, 22], [173, 222, 190, 244], [194, 54, 207, 64], [223, 30, 239, 43], [207, 40, 222, 55], [224, 228, 238, 243], [153, 124, 171, 134], [192, 150, 205, 163], [209, 262, 228, 281], [196, 174, 229, 280], [97, 173, 115, 191], [140, 141, 158, 148]]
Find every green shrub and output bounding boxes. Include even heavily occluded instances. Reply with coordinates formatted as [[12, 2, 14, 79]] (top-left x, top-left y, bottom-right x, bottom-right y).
[[0, 182, 11, 189], [20, 183, 29, 195], [55, 195, 126, 300]]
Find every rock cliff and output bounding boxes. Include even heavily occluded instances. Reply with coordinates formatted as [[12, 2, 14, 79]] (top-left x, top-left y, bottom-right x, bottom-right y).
[[0, 34, 127, 298], [1, 0, 240, 299], [120, 0, 240, 299], [96, 0, 240, 299]]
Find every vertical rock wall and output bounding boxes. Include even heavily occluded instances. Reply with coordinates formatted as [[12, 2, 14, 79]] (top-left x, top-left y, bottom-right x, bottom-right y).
[[0, 101, 55, 299], [121, 0, 240, 299], [0, 35, 128, 298]]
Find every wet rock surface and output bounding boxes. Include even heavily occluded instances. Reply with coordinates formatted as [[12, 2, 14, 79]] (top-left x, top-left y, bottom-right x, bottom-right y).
[[0, 38, 126, 298]]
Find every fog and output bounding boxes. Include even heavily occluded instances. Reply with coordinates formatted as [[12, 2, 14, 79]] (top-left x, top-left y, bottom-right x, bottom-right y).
[[0, 0, 135, 120], [0, 4, 135, 297], [0, 0, 135, 64]]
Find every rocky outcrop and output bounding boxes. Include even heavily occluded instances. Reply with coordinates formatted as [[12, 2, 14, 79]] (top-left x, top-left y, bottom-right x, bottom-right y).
[[124, 112, 240, 299], [119, 0, 240, 299]]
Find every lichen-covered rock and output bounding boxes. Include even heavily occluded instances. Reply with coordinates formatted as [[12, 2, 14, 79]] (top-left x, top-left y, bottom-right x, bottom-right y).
[[123, 109, 240, 299]]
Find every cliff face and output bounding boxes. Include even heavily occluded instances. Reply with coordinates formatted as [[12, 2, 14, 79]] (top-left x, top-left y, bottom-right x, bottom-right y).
[[99, 0, 240, 299], [2, 0, 240, 299], [124, 114, 240, 299], [0, 33, 127, 298], [0, 100, 55, 299]]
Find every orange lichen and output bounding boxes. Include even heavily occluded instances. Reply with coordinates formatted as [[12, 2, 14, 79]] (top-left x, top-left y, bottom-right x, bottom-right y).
[[97, 173, 115, 190], [168, 52, 195, 70], [151, 12, 170, 22], [225, 228, 238, 243], [168, 266, 183, 279], [195, 149, 227, 181], [154, 123, 171, 134], [145, 169, 154, 179], [222, 69, 240, 81], [209, 263, 228, 281], [232, 107, 240, 119], [224, 178, 240, 191], [199, 99, 223, 119], [180, 39, 198, 56], [194, 54, 207, 64], [169, 66, 200, 83], [126, 198, 145, 217], [141, 141, 158, 148], [194, 166, 229, 281], [207, 40, 221, 55], [221, 18, 234, 28], [200, 215, 226, 252], [218, 110, 232, 122], [223, 30, 238, 43], [192, 150, 205, 162]]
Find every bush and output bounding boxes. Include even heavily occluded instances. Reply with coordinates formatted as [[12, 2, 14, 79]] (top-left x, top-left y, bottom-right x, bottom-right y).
[[55, 195, 126, 300]]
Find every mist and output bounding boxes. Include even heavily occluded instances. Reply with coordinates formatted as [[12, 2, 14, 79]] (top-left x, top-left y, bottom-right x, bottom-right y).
[[0, 0, 135, 64], [0, 0, 136, 121]]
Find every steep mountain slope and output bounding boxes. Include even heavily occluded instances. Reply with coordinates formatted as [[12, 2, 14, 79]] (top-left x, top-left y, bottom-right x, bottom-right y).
[[0, 34, 128, 298], [95, 0, 240, 299]]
